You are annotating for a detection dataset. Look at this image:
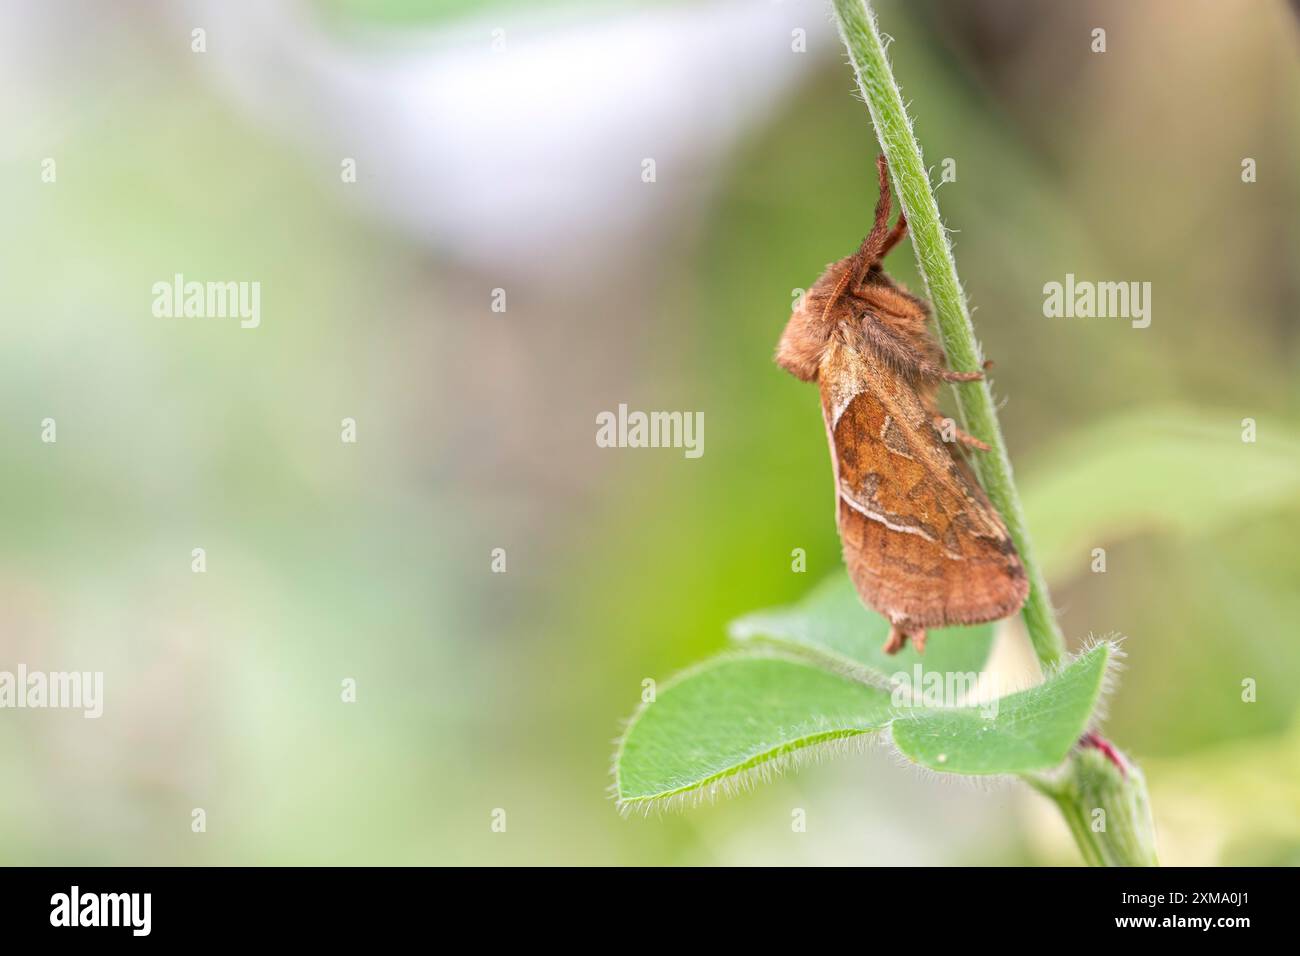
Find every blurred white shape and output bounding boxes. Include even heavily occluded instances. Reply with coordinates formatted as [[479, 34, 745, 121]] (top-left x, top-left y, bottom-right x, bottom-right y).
[[689, 745, 1022, 866], [183, 0, 835, 275]]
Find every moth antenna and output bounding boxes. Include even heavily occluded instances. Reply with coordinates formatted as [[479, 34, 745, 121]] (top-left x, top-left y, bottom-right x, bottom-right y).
[[821, 158, 905, 321], [819, 157, 893, 322], [879, 210, 908, 260], [818, 257, 860, 324], [855, 155, 895, 278]]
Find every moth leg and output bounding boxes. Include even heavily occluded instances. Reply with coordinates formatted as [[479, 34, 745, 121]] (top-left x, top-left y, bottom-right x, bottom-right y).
[[933, 414, 991, 452], [941, 358, 995, 381], [883, 624, 927, 655]]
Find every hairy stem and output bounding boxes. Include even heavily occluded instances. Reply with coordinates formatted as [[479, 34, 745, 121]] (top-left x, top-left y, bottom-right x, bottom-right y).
[[831, 0, 1158, 867], [831, 0, 1064, 669]]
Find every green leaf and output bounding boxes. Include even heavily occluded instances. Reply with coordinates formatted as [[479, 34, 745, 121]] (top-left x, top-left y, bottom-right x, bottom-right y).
[[1023, 407, 1300, 583], [615, 654, 893, 808], [891, 641, 1113, 774], [728, 572, 995, 686], [615, 643, 1116, 809]]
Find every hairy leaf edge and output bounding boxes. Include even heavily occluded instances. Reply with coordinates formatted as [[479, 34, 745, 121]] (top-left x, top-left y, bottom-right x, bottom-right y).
[[612, 639, 1123, 813], [611, 650, 891, 813], [891, 636, 1122, 775], [615, 730, 883, 816]]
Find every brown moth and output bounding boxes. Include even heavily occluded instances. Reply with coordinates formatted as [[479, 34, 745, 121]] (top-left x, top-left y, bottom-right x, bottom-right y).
[[776, 156, 1028, 655]]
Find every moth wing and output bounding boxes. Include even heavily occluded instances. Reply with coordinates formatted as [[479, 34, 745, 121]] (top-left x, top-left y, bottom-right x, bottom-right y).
[[819, 339, 1028, 629]]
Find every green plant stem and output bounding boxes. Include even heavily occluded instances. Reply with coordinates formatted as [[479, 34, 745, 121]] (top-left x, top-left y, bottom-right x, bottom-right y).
[[831, 0, 1064, 670], [1023, 772, 1108, 866], [831, 0, 1158, 867]]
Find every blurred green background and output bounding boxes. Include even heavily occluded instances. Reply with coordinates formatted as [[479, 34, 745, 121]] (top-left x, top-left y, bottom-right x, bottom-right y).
[[0, 0, 1297, 865]]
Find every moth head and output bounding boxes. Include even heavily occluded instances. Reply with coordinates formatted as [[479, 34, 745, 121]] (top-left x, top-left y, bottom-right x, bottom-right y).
[[776, 268, 844, 382]]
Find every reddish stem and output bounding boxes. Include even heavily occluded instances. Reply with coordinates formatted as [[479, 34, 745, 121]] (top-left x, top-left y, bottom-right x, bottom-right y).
[[1079, 731, 1126, 777]]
